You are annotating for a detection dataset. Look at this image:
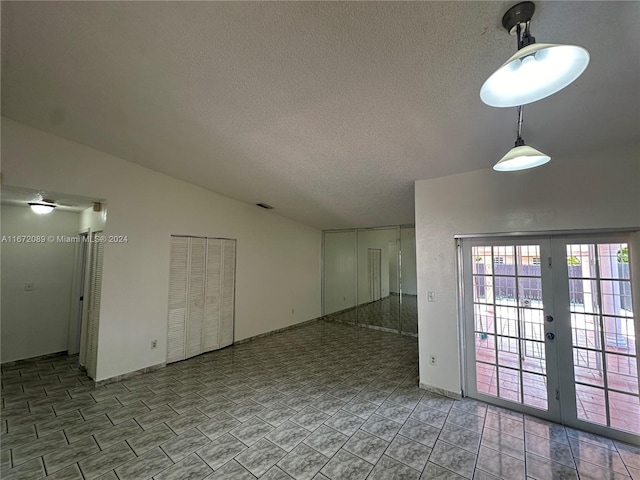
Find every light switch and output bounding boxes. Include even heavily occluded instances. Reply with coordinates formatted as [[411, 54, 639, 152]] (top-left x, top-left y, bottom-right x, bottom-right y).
[[427, 291, 435, 302]]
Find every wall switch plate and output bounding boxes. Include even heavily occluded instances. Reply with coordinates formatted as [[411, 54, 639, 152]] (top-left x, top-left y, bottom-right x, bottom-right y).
[[151, 340, 157, 349], [427, 291, 435, 302], [430, 354, 437, 366], [24, 282, 34, 291]]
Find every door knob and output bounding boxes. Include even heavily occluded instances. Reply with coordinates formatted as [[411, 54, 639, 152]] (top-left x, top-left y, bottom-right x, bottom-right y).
[[545, 315, 554, 322], [546, 332, 555, 340]]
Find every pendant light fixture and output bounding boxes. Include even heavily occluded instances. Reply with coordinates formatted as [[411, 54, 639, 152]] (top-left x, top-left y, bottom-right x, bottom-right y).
[[494, 105, 550, 171], [481, 2, 589, 108]]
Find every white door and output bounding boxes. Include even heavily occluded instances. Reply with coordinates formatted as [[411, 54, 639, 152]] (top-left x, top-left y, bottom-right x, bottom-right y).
[[368, 248, 382, 302], [553, 235, 639, 443], [85, 232, 105, 379], [203, 238, 222, 352], [69, 232, 89, 355], [167, 236, 236, 363], [462, 234, 639, 443], [186, 237, 206, 358], [167, 237, 189, 363], [219, 239, 236, 348], [463, 238, 562, 422]]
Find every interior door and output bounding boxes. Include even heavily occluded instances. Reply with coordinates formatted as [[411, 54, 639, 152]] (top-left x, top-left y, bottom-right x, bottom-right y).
[[219, 239, 236, 348], [85, 231, 104, 380], [368, 248, 382, 302], [553, 235, 639, 443], [462, 237, 561, 422], [186, 237, 206, 359]]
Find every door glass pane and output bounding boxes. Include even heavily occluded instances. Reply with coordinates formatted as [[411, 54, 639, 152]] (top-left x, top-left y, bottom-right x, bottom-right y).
[[610, 392, 640, 433], [473, 276, 494, 304], [498, 366, 521, 402], [576, 383, 607, 425], [567, 242, 639, 435], [474, 304, 494, 334], [523, 372, 547, 409], [573, 348, 605, 388], [522, 341, 546, 374], [606, 353, 639, 394], [476, 362, 497, 396], [471, 244, 548, 410]]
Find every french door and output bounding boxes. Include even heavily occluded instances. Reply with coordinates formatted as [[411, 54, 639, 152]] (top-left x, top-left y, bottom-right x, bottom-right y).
[[462, 234, 639, 444]]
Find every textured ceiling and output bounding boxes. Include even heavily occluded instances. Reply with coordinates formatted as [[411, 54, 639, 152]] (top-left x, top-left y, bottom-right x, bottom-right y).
[[2, 1, 639, 229]]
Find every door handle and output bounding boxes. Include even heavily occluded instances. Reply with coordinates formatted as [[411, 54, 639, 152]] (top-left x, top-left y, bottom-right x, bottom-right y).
[[546, 332, 555, 340], [545, 315, 554, 322]]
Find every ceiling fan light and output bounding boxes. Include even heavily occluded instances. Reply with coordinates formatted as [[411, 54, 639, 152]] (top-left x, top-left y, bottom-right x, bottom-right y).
[[29, 202, 56, 214], [493, 144, 550, 171], [481, 43, 590, 107]]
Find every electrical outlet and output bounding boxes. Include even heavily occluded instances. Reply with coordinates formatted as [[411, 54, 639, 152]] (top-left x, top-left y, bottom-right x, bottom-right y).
[[430, 354, 437, 366], [427, 291, 435, 302], [151, 340, 157, 349], [24, 282, 34, 291]]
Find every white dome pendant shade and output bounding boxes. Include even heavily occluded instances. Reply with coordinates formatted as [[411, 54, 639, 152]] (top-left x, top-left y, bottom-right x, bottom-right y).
[[481, 2, 590, 108], [493, 105, 550, 172], [494, 143, 550, 171]]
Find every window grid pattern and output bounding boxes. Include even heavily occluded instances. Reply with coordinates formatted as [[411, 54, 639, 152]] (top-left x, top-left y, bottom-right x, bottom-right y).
[[472, 245, 548, 410], [567, 243, 639, 434]]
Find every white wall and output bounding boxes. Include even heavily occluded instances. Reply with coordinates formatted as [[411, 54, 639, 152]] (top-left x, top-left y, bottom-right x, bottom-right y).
[[415, 144, 640, 395], [323, 231, 357, 315], [1, 118, 322, 381], [80, 206, 107, 232], [1, 205, 80, 362]]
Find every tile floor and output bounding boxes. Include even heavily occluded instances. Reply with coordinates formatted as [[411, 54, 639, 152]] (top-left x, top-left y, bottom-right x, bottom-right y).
[[2, 320, 640, 480], [327, 293, 418, 336]]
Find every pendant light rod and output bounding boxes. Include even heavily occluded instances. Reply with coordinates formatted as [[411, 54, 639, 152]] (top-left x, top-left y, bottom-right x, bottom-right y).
[[515, 21, 535, 51], [515, 105, 525, 145]]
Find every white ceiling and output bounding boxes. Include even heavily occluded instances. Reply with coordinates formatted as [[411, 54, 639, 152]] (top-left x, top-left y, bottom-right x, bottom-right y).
[[2, 1, 639, 229]]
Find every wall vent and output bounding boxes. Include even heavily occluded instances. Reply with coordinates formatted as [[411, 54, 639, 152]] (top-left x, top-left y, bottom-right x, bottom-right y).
[[256, 203, 274, 210]]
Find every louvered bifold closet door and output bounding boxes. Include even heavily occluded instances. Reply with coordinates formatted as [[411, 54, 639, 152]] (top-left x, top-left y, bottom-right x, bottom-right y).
[[203, 238, 222, 352], [86, 233, 104, 379], [167, 237, 189, 363], [220, 239, 236, 348], [186, 237, 206, 359]]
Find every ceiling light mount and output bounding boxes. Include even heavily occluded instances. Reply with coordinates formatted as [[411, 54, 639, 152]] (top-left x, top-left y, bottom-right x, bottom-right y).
[[502, 1, 536, 37]]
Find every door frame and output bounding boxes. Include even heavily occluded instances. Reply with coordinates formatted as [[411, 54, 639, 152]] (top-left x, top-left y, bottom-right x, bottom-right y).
[[460, 235, 562, 423], [368, 248, 382, 303], [68, 229, 90, 355], [551, 232, 640, 445], [458, 230, 640, 444]]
